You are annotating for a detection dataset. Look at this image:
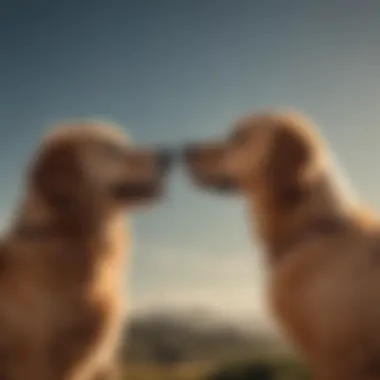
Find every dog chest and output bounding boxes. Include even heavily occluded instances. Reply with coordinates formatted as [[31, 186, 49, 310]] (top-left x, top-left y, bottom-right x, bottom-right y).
[[47, 296, 122, 377]]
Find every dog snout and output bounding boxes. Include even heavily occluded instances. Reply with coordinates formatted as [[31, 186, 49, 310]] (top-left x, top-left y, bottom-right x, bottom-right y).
[[156, 150, 173, 175], [183, 144, 201, 163]]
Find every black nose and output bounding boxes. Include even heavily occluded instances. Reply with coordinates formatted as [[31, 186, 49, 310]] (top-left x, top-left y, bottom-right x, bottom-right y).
[[157, 150, 173, 174], [183, 144, 200, 161]]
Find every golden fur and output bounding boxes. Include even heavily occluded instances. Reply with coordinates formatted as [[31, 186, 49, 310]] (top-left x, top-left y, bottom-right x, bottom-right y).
[[185, 110, 380, 379], [0, 121, 171, 380]]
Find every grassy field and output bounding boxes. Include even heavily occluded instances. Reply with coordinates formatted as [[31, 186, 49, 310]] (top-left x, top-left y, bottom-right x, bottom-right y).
[[122, 355, 311, 380], [124, 362, 213, 380], [121, 312, 311, 380]]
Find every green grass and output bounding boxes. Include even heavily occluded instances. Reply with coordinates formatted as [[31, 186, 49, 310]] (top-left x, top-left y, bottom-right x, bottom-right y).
[[121, 354, 311, 380], [122, 362, 213, 380]]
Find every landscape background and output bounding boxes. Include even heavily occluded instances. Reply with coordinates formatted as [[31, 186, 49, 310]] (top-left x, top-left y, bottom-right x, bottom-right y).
[[2, 1, 380, 378]]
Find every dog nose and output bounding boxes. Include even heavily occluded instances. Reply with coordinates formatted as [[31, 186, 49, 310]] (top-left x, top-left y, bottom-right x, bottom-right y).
[[157, 150, 173, 174], [183, 144, 199, 161]]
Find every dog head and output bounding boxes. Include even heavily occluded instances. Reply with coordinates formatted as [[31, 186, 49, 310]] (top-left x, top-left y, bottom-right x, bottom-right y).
[[184, 111, 323, 209], [28, 121, 173, 218]]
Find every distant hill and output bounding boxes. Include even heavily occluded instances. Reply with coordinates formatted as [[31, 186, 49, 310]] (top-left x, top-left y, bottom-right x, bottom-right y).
[[123, 308, 289, 365]]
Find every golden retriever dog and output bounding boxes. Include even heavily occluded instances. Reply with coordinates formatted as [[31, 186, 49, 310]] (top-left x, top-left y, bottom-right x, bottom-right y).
[[0, 121, 172, 380], [184, 110, 380, 380]]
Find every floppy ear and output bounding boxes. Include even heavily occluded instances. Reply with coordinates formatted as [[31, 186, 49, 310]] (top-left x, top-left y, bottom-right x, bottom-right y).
[[31, 143, 82, 209], [266, 127, 312, 209]]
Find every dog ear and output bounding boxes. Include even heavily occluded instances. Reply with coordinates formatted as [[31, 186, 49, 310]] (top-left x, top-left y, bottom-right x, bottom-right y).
[[31, 142, 82, 209], [266, 126, 313, 209]]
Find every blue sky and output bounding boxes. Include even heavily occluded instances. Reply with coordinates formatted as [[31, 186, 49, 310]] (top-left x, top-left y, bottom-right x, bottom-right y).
[[2, 0, 380, 324]]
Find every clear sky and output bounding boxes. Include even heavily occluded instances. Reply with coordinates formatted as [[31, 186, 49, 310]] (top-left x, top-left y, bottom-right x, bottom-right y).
[[2, 0, 380, 326]]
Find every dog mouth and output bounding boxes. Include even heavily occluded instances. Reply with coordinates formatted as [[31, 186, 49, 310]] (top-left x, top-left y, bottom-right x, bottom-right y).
[[109, 150, 175, 202], [110, 181, 163, 201], [189, 171, 237, 194], [213, 176, 237, 193], [183, 143, 237, 194]]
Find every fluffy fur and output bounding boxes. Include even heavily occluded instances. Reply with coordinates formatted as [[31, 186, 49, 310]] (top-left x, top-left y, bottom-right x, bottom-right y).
[[184, 110, 380, 379], [0, 121, 171, 380]]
